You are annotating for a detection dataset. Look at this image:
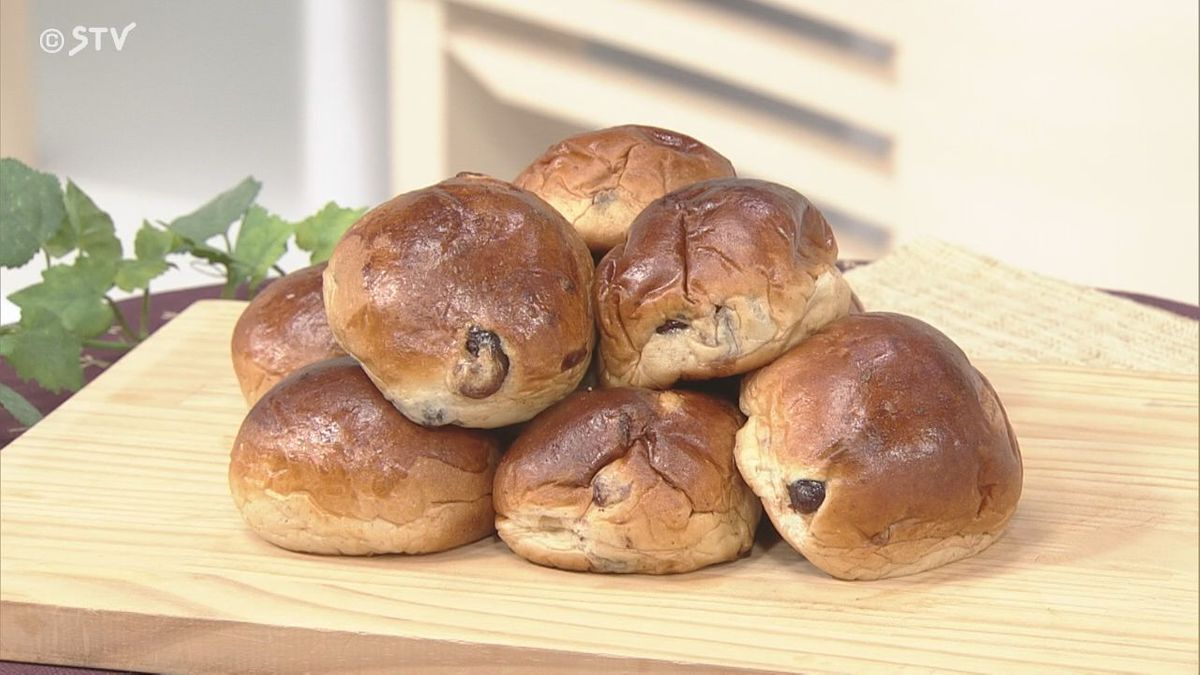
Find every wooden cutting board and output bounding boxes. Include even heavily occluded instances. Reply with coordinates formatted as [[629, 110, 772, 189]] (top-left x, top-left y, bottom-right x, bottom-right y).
[[1, 300, 1196, 673]]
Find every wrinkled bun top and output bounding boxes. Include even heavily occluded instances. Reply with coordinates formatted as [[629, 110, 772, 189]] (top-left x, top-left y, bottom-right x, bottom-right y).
[[229, 357, 501, 555], [595, 178, 853, 389], [322, 173, 595, 429], [736, 312, 1024, 580], [494, 387, 760, 573], [230, 263, 344, 405], [514, 125, 736, 253], [496, 388, 746, 515]]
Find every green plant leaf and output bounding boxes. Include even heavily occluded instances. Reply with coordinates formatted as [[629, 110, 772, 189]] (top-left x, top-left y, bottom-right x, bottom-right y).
[[0, 158, 65, 268], [294, 202, 366, 263], [115, 259, 172, 292], [134, 220, 179, 259], [44, 181, 123, 260], [0, 382, 43, 427], [232, 205, 293, 289], [39, 214, 71, 257], [8, 256, 117, 339], [113, 221, 177, 291], [167, 176, 261, 244], [0, 307, 84, 393]]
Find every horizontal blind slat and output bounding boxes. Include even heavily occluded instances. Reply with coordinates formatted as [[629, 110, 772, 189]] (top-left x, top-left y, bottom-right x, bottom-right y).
[[448, 0, 896, 138], [753, 0, 900, 42], [445, 25, 896, 232]]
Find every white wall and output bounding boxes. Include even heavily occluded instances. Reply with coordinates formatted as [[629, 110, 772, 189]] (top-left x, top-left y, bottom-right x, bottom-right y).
[[0, 0, 390, 323], [3, 0, 1197, 322], [892, 0, 1199, 305], [419, 0, 1199, 304]]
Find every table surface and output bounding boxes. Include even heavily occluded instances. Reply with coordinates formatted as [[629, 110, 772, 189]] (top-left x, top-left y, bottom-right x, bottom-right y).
[[0, 275, 1196, 673], [1, 300, 1198, 673]]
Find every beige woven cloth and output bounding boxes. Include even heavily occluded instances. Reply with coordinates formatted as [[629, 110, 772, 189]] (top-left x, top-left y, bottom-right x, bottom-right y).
[[843, 240, 1199, 374]]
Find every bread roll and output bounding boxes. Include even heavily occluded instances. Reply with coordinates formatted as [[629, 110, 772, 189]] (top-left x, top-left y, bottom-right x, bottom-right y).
[[736, 313, 1023, 580], [229, 358, 501, 555], [323, 173, 595, 429], [595, 178, 853, 389], [514, 125, 735, 253], [494, 387, 761, 574], [230, 263, 344, 405]]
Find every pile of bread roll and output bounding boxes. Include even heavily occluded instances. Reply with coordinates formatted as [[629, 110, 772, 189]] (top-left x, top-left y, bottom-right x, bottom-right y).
[[228, 125, 1023, 580]]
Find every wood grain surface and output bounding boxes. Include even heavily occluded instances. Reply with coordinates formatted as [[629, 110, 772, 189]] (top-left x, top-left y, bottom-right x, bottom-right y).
[[1, 300, 1197, 673]]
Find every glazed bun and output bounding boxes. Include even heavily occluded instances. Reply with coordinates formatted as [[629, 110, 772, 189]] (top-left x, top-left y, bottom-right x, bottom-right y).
[[323, 173, 595, 429], [595, 178, 853, 389], [736, 313, 1023, 580], [494, 387, 760, 574], [229, 358, 501, 555], [514, 125, 735, 253], [230, 263, 344, 405]]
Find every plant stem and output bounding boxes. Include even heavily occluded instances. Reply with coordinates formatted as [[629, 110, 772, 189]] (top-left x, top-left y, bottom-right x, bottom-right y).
[[80, 354, 112, 368], [222, 233, 233, 253], [272, 264, 287, 277], [139, 286, 151, 338], [220, 264, 235, 299], [0, 382, 43, 426], [105, 297, 139, 343], [84, 339, 137, 351], [189, 260, 226, 278], [43, 250, 52, 267]]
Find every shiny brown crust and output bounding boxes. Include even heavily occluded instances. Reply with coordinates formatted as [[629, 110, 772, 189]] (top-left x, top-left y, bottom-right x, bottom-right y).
[[230, 263, 344, 405], [229, 358, 501, 555], [323, 173, 595, 429], [736, 313, 1024, 580], [494, 387, 761, 574], [514, 125, 736, 253], [595, 178, 853, 389]]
